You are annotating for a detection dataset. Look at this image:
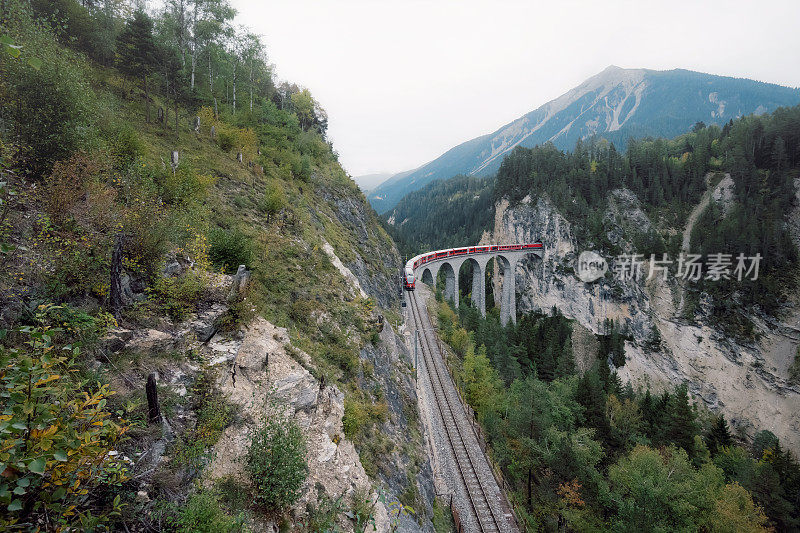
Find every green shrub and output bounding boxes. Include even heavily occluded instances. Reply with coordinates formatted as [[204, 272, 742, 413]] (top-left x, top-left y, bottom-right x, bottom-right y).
[[2, 19, 95, 178], [217, 296, 257, 332], [158, 162, 213, 206], [32, 196, 114, 299], [35, 303, 115, 345], [350, 486, 376, 533], [172, 491, 245, 533], [209, 227, 252, 274], [303, 492, 345, 532], [245, 417, 308, 511], [214, 476, 251, 512], [298, 155, 312, 181], [432, 498, 455, 533], [342, 396, 388, 441], [260, 182, 287, 222], [150, 270, 206, 321], [110, 126, 144, 169], [119, 171, 169, 279], [174, 368, 234, 468], [328, 344, 358, 375], [342, 397, 364, 440], [218, 130, 236, 152], [289, 298, 316, 325], [0, 316, 128, 531]]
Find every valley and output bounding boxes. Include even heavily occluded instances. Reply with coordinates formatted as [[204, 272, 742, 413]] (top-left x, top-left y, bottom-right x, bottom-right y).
[[388, 103, 800, 530]]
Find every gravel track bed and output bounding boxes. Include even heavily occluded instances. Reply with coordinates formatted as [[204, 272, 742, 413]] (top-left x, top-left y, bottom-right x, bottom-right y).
[[408, 285, 514, 532]]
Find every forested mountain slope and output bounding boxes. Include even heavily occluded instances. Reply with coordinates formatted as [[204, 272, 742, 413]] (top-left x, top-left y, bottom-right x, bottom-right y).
[[383, 174, 494, 257], [0, 2, 435, 531], [369, 66, 800, 213]]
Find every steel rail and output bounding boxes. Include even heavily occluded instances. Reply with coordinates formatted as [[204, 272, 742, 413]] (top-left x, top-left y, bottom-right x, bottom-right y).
[[409, 291, 506, 532]]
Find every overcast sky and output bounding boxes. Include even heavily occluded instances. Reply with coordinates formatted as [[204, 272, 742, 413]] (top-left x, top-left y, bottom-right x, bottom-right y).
[[230, 0, 800, 177]]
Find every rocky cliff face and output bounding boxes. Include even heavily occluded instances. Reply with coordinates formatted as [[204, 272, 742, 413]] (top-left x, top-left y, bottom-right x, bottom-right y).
[[490, 191, 800, 454], [97, 176, 427, 530], [104, 255, 432, 531], [205, 318, 390, 532], [319, 183, 402, 309], [311, 232, 434, 530]]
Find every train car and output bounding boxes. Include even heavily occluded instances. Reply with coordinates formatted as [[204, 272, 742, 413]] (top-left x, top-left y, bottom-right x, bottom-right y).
[[404, 242, 542, 291], [403, 266, 415, 290]]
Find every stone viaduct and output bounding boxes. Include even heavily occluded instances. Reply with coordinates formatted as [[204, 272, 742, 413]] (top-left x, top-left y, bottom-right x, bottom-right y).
[[409, 245, 543, 325]]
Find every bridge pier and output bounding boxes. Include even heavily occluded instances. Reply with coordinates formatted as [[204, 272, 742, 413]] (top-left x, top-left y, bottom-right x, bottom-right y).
[[471, 257, 488, 316], [499, 256, 518, 326]]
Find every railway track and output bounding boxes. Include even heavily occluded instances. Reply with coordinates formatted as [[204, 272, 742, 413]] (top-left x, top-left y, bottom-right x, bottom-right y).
[[408, 291, 511, 533]]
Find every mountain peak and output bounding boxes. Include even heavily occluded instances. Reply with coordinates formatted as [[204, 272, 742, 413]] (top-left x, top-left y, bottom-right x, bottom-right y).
[[368, 68, 800, 213]]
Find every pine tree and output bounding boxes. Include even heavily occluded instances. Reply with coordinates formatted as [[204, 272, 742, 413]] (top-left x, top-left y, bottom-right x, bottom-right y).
[[639, 389, 657, 440], [597, 353, 612, 390], [752, 430, 779, 460], [117, 10, 158, 122], [666, 384, 698, 457], [576, 367, 608, 437], [706, 415, 733, 456], [494, 341, 521, 384], [555, 338, 575, 378], [538, 343, 556, 382]]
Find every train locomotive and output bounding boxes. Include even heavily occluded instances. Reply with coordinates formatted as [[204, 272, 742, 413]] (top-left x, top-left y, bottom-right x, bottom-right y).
[[403, 241, 542, 291], [403, 266, 415, 290]]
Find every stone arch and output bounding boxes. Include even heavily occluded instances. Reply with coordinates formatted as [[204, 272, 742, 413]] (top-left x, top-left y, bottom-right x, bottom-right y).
[[458, 256, 489, 316], [421, 267, 433, 285], [514, 251, 544, 315], [438, 261, 457, 307], [456, 258, 476, 289], [485, 257, 498, 311]]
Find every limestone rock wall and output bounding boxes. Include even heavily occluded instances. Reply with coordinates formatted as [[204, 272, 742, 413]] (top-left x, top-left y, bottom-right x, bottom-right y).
[[492, 192, 800, 454], [206, 318, 392, 532]]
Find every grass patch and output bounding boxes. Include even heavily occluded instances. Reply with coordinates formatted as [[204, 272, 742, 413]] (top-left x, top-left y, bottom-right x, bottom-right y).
[[432, 498, 455, 533], [173, 368, 236, 469]]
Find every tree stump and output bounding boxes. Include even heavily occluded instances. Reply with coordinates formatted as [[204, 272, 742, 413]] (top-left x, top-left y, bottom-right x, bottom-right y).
[[110, 233, 125, 316], [170, 150, 179, 173], [146, 373, 161, 424], [227, 265, 251, 302]]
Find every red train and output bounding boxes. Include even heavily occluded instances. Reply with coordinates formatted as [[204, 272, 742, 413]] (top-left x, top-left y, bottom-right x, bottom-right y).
[[403, 266, 415, 290], [403, 242, 542, 290]]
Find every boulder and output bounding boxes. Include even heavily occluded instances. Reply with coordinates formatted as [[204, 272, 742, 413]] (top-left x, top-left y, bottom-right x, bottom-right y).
[[274, 373, 319, 412], [103, 328, 134, 353], [128, 329, 174, 354]]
